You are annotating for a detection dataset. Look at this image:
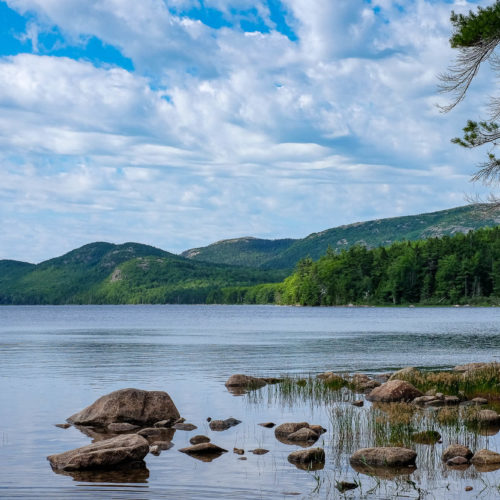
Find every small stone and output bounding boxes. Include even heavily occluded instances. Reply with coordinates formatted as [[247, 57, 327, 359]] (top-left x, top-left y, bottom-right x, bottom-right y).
[[250, 448, 269, 455], [309, 425, 326, 435], [444, 396, 460, 405], [209, 418, 242, 431], [233, 448, 244, 455], [274, 422, 310, 438], [471, 397, 488, 405], [336, 481, 358, 493], [172, 423, 197, 431], [352, 400, 364, 407], [442, 444, 473, 462], [447, 456, 469, 466], [413, 396, 438, 405], [190, 435, 210, 445], [149, 445, 161, 456], [154, 419, 175, 428], [206, 417, 211, 422], [238, 457, 247, 460], [55, 423, 71, 429], [151, 441, 173, 450], [258, 422, 275, 428], [465, 486, 473, 492]]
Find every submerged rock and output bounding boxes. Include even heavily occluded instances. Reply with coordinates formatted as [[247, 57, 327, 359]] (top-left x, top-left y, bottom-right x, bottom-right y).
[[336, 481, 358, 493], [442, 444, 473, 462], [411, 430, 441, 445], [209, 418, 241, 431], [47, 434, 149, 472], [178, 443, 228, 462], [250, 448, 269, 455], [446, 456, 469, 466], [67, 388, 180, 427], [258, 422, 275, 428], [366, 380, 423, 403], [225, 374, 267, 389], [190, 435, 210, 445], [350, 447, 417, 467], [172, 422, 197, 431]]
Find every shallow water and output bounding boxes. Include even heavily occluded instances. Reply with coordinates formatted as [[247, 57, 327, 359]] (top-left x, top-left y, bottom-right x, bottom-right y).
[[1, 305, 499, 499]]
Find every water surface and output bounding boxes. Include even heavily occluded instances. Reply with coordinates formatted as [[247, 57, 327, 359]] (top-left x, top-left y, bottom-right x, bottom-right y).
[[1, 305, 499, 499]]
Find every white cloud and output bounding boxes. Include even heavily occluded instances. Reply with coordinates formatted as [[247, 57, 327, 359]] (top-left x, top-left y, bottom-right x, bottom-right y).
[[0, 1, 493, 261]]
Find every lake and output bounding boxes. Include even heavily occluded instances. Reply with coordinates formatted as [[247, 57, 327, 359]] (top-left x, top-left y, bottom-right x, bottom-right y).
[[1, 305, 499, 499]]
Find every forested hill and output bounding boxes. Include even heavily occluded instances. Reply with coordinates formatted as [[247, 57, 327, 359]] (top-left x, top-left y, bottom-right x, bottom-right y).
[[209, 227, 500, 306], [182, 204, 500, 270], [0, 242, 286, 305]]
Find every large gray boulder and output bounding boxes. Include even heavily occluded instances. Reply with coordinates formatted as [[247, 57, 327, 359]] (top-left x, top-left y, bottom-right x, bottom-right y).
[[67, 388, 180, 427], [366, 380, 423, 403], [47, 434, 149, 471], [350, 447, 417, 467]]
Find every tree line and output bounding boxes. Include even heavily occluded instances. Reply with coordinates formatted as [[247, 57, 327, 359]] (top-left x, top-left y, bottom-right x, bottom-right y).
[[209, 227, 500, 306]]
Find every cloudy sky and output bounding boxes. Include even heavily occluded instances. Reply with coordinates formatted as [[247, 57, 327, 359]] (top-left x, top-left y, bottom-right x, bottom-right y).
[[0, 0, 494, 263]]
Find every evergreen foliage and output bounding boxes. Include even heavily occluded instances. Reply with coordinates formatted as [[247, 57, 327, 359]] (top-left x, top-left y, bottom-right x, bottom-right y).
[[213, 227, 500, 306]]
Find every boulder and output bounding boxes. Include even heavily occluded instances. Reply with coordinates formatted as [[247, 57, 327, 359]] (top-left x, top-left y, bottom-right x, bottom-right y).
[[275, 422, 310, 438], [350, 447, 417, 467], [209, 418, 241, 431], [190, 435, 210, 445], [225, 374, 267, 389], [67, 388, 180, 427], [367, 380, 423, 403], [47, 434, 149, 471], [388, 367, 420, 381], [287, 447, 325, 465], [471, 449, 500, 466], [442, 444, 473, 462]]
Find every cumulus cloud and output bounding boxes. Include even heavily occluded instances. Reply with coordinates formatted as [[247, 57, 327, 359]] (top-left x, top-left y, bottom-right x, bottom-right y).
[[0, 0, 492, 261]]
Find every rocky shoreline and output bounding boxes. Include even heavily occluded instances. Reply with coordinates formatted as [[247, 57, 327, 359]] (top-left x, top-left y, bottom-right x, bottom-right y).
[[49, 363, 500, 494]]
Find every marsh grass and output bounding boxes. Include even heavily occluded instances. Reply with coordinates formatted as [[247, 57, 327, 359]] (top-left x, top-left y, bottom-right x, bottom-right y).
[[392, 364, 500, 399]]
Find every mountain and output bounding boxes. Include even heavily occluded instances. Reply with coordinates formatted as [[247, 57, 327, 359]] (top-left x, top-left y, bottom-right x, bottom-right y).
[[182, 204, 500, 270], [0, 242, 286, 305], [182, 237, 296, 267]]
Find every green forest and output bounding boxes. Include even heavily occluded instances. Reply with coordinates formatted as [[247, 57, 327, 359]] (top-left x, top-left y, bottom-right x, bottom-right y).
[[209, 227, 500, 306]]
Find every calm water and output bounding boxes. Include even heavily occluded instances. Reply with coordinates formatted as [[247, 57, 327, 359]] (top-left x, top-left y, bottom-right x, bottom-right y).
[[1, 305, 499, 499]]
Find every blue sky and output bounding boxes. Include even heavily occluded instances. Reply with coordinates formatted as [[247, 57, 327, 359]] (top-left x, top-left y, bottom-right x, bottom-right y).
[[0, 0, 494, 262]]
